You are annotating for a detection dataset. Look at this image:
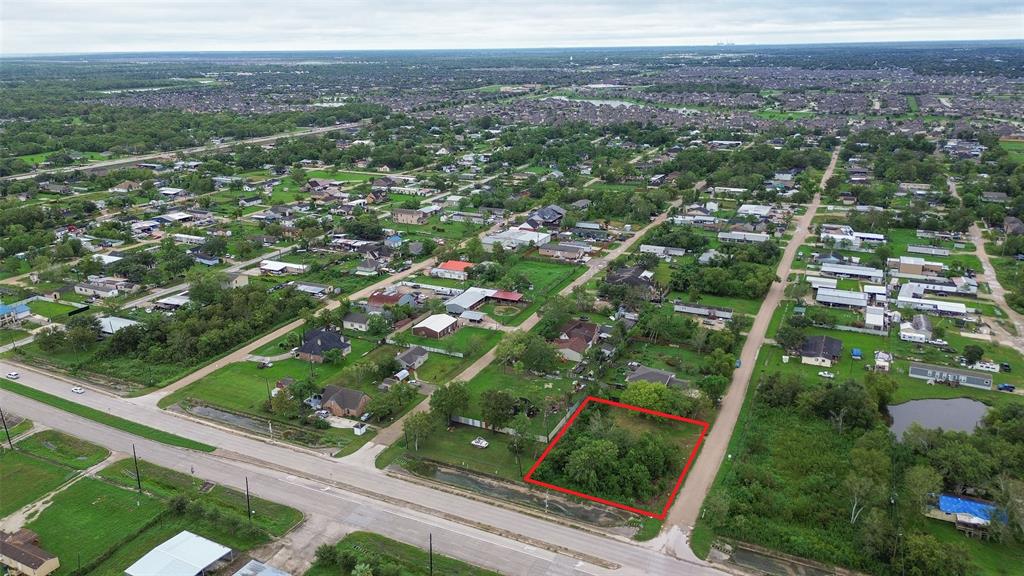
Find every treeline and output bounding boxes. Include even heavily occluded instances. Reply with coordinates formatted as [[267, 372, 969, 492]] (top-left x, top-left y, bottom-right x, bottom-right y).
[[35, 281, 315, 376], [0, 101, 385, 175]]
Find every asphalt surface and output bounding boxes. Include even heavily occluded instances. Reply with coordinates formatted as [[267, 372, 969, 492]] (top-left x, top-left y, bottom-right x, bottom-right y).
[[0, 363, 728, 576]]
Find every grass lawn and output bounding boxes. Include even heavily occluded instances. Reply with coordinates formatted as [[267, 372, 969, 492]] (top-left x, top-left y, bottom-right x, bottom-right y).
[[399, 326, 502, 356], [306, 169, 377, 182], [0, 378, 214, 452], [0, 450, 75, 516], [0, 328, 29, 346], [385, 216, 483, 242], [26, 478, 166, 576], [1000, 140, 1024, 164], [923, 518, 1024, 576], [160, 341, 375, 412], [670, 291, 763, 316], [400, 424, 541, 483], [305, 531, 500, 576], [462, 365, 580, 437], [97, 459, 302, 536], [16, 430, 109, 470], [27, 300, 78, 320]]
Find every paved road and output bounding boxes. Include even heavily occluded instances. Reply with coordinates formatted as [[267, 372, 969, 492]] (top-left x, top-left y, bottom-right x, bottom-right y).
[[0, 364, 728, 576], [664, 150, 838, 535]]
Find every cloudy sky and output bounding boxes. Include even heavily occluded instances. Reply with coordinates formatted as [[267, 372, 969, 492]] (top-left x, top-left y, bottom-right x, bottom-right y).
[[3, 0, 1022, 55]]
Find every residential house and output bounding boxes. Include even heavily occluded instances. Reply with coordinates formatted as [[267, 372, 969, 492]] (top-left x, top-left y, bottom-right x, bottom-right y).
[[899, 314, 933, 343], [260, 260, 308, 275], [626, 365, 687, 388], [296, 327, 351, 363], [430, 260, 474, 281], [355, 259, 384, 276], [365, 289, 416, 314], [800, 335, 843, 367], [605, 266, 663, 301], [0, 529, 60, 576], [320, 386, 370, 418], [393, 208, 428, 225], [396, 346, 429, 370], [342, 311, 370, 332], [539, 243, 586, 260], [552, 319, 598, 362]]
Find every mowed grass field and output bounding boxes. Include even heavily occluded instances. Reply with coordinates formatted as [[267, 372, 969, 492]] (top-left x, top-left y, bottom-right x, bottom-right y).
[[26, 478, 167, 576], [0, 450, 75, 516], [16, 430, 109, 469], [27, 300, 78, 320]]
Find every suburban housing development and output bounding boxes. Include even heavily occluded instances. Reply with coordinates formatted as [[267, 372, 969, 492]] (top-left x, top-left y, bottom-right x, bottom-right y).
[[0, 27, 1023, 576]]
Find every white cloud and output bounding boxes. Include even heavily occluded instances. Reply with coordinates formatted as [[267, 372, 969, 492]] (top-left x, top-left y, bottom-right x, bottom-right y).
[[2, 0, 1021, 54]]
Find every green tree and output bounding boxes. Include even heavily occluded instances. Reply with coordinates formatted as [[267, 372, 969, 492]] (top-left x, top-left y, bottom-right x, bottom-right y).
[[963, 344, 984, 365], [775, 323, 806, 352], [403, 411, 437, 451], [903, 464, 942, 514], [429, 381, 469, 423], [480, 389, 515, 432]]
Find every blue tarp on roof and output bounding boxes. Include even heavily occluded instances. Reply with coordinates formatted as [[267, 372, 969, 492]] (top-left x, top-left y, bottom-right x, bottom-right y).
[[851, 347, 863, 358], [938, 494, 1002, 522]]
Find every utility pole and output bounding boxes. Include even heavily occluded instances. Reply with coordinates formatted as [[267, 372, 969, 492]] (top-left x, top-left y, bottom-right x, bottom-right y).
[[429, 533, 433, 576], [245, 477, 253, 525], [132, 444, 142, 494], [0, 406, 13, 449]]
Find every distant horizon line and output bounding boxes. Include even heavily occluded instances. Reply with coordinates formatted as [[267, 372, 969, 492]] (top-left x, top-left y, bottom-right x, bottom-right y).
[[3, 38, 1022, 59]]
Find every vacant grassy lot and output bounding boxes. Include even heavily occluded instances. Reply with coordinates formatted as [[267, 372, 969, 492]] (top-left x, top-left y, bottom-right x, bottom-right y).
[[16, 430, 109, 470], [1000, 140, 1024, 164], [0, 450, 75, 516], [98, 459, 302, 536], [27, 300, 78, 320], [26, 478, 166, 576], [0, 378, 214, 452], [305, 531, 500, 576], [398, 423, 541, 482]]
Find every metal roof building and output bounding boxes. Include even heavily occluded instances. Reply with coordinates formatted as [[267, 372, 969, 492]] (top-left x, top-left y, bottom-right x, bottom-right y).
[[125, 531, 231, 576], [815, 287, 869, 308], [820, 263, 884, 283]]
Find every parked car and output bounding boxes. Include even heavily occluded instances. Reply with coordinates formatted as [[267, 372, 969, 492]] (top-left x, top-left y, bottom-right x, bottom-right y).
[[471, 437, 490, 449], [315, 410, 330, 419], [1000, 362, 1012, 373], [997, 383, 1016, 392], [360, 412, 372, 422], [5, 372, 19, 380], [258, 361, 273, 369], [71, 387, 85, 394], [818, 371, 835, 379]]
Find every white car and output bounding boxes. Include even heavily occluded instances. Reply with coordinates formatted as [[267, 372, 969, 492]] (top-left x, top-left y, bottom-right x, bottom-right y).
[[5, 372, 19, 380], [818, 371, 835, 379], [71, 386, 85, 394], [471, 437, 490, 449]]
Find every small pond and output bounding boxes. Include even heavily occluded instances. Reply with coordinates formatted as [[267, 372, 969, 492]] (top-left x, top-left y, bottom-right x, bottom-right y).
[[888, 398, 989, 438]]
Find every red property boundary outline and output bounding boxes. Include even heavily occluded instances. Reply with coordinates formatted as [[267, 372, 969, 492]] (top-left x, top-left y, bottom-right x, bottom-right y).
[[523, 395, 709, 519]]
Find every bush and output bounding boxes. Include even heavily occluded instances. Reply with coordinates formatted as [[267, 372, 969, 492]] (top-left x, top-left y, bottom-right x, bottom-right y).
[[315, 543, 340, 566]]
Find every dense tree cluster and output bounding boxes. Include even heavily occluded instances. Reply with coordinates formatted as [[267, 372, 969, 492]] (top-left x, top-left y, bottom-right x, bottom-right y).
[[531, 403, 682, 506]]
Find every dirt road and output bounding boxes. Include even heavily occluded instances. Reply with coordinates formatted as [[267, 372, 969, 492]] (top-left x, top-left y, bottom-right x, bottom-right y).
[[663, 150, 838, 538]]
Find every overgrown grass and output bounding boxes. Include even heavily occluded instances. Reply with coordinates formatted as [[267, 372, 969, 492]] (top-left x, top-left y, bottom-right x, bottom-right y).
[[0, 450, 75, 516], [304, 531, 501, 576]]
